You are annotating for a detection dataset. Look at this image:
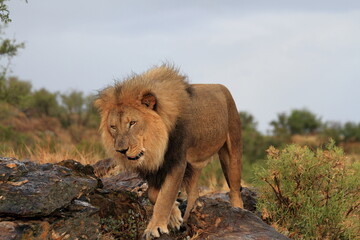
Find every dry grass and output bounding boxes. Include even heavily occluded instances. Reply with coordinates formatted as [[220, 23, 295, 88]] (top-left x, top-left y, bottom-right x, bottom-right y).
[[0, 104, 106, 165], [1, 141, 105, 165]]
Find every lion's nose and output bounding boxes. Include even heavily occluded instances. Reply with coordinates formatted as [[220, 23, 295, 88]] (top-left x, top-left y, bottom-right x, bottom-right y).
[[116, 148, 129, 155]]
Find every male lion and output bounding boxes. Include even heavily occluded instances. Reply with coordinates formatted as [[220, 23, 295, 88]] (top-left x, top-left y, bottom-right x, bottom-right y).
[[95, 65, 243, 239]]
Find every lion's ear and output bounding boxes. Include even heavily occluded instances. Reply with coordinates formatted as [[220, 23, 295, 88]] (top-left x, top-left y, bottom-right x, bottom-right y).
[[141, 93, 157, 110]]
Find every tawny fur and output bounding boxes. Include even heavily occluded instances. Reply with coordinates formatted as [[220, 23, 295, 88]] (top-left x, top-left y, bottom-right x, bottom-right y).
[[94, 65, 190, 171], [95, 65, 243, 239]]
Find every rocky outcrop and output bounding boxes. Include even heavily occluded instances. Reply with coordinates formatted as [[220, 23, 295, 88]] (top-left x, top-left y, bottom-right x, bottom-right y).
[[187, 196, 289, 240], [0, 157, 290, 240], [0, 158, 99, 218], [0, 200, 99, 240], [0, 157, 101, 239]]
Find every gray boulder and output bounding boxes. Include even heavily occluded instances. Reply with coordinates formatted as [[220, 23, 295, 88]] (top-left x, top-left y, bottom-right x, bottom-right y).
[[0, 157, 290, 240], [0, 158, 98, 217]]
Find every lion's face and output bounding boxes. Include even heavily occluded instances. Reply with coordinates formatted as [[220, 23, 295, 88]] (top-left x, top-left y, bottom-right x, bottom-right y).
[[101, 103, 169, 171], [95, 66, 191, 172], [108, 106, 146, 161]]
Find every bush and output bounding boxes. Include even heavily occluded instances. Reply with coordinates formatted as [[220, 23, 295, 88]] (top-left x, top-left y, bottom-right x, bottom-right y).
[[342, 122, 360, 142], [254, 140, 360, 239], [0, 77, 32, 109], [320, 121, 343, 144], [28, 88, 61, 117], [287, 109, 321, 135], [199, 155, 226, 190]]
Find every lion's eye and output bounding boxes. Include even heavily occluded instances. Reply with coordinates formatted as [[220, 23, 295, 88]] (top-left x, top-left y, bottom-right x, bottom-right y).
[[129, 121, 137, 127], [110, 125, 116, 131]]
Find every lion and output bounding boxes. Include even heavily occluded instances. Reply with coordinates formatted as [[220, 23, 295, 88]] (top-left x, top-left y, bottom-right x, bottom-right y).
[[94, 65, 243, 239]]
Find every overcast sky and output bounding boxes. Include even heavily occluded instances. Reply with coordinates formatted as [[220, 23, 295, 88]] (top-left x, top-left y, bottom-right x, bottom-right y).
[[5, 0, 360, 132]]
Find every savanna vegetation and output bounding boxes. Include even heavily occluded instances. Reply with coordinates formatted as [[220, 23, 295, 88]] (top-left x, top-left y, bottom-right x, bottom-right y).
[[0, 79, 104, 163], [0, 0, 103, 163], [255, 141, 360, 239], [1, 1, 359, 238]]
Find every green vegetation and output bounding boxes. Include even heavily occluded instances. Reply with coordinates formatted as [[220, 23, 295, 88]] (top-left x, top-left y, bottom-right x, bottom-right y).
[[254, 141, 360, 239], [270, 109, 321, 140], [243, 110, 360, 183], [0, 76, 102, 158], [100, 209, 146, 240], [240, 112, 271, 183], [1, 3, 360, 239], [0, 0, 11, 24], [0, 0, 25, 77], [201, 109, 360, 190]]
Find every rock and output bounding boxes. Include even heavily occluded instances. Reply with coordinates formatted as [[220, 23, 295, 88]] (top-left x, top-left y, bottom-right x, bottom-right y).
[[0, 158, 98, 217], [0, 199, 100, 240], [89, 189, 147, 219], [90, 173, 148, 240], [157, 234, 176, 240], [204, 187, 258, 213], [0, 220, 50, 240], [187, 196, 290, 240], [57, 159, 103, 188], [90, 189, 147, 240], [56, 159, 99, 179], [0, 157, 290, 240], [49, 200, 100, 240], [92, 158, 118, 178], [242, 186, 258, 213], [101, 172, 148, 197]]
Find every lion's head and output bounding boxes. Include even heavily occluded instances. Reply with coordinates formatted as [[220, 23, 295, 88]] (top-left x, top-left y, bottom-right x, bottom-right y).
[[94, 65, 191, 172]]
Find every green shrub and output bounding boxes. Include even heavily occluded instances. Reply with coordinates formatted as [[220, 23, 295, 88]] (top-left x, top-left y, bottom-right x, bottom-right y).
[[100, 209, 146, 240], [0, 125, 33, 153], [254, 140, 360, 239], [199, 155, 226, 190], [342, 122, 360, 142]]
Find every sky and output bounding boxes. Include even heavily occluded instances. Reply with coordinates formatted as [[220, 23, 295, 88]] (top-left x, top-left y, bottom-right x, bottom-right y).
[[4, 0, 360, 132]]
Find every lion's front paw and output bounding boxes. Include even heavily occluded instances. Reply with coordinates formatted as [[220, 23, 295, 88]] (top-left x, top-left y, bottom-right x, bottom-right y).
[[143, 222, 169, 240], [168, 202, 183, 230]]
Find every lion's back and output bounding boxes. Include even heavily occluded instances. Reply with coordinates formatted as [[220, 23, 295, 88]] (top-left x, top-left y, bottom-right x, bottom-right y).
[[187, 84, 238, 122], [184, 84, 240, 162]]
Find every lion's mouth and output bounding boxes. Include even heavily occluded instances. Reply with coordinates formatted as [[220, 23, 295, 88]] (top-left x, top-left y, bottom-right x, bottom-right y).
[[126, 151, 144, 161]]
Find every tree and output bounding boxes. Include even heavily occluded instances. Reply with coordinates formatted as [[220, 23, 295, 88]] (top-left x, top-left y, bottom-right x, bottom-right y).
[[0, 0, 25, 92], [240, 112, 267, 162], [61, 91, 85, 116], [29, 88, 61, 117], [287, 109, 321, 135], [270, 109, 321, 137], [270, 112, 290, 136], [321, 121, 343, 143], [0, 0, 11, 24], [342, 122, 360, 142], [60, 90, 99, 127], [82, 94, 100, 128], [0, 76, 32, 108], [240, 112, 257, 131]]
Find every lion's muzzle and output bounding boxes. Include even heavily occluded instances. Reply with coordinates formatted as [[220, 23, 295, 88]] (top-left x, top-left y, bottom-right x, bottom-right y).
[[116, 148, 129, 155], [126, 151, 144, 161], [116, 147, 145, 161]]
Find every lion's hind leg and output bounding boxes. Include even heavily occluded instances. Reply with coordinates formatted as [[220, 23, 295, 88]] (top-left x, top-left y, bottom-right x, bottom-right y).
[[183, 167, 202, 221], [218, 134, 244, 208]]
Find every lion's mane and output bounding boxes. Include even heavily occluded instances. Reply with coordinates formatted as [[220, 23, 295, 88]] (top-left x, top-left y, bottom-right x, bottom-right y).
[[94, 65, 191, 171]]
